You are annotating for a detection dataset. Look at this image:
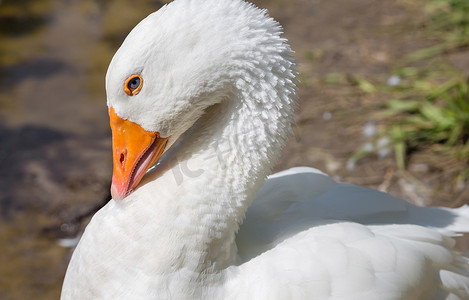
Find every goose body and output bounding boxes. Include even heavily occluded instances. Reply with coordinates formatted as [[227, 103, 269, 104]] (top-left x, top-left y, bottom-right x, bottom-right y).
[[61, 0, 469, 299]]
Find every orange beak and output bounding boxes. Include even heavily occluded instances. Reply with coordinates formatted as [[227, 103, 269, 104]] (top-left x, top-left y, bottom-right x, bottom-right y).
[[109, 107, 168, 200]]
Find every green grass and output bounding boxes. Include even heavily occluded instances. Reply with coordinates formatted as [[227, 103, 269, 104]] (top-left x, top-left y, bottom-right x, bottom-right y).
[[406, 0, 469, 61], [381, 65, 469, 171], [351, 0, 469, 181]]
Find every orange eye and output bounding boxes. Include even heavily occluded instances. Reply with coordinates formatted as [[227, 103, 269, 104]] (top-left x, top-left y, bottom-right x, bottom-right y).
[[124, 75, 143, 96]]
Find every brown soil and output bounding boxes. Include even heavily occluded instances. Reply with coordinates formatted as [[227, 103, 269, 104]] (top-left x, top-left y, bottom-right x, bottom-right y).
[[0, 0, 467, 298]]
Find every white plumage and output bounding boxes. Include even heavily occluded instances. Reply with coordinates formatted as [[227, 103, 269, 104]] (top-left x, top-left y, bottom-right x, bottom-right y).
[[61, 0, 469, 299]]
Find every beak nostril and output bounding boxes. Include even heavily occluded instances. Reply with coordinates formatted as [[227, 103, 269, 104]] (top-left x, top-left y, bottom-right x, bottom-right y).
[[120, 153, 125, 166]]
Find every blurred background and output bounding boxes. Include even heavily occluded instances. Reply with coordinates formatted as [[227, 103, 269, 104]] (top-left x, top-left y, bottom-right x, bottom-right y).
[[0, 0, 468, 298]]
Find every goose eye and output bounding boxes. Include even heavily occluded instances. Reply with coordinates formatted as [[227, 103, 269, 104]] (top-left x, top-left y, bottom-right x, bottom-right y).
[[124, 75, 143, 96]]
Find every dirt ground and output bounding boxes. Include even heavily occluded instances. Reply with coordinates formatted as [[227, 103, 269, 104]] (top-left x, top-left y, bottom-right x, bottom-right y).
[[0, 0, 468, 298]]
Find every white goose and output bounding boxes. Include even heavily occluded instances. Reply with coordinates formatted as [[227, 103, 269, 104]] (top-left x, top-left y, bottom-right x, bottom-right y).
[[61, 0, 469, 299]]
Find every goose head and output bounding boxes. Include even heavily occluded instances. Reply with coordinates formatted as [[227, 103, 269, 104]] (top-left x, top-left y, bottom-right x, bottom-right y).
[[105, 0, 296, 200], [106, 5, 234, 200]]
